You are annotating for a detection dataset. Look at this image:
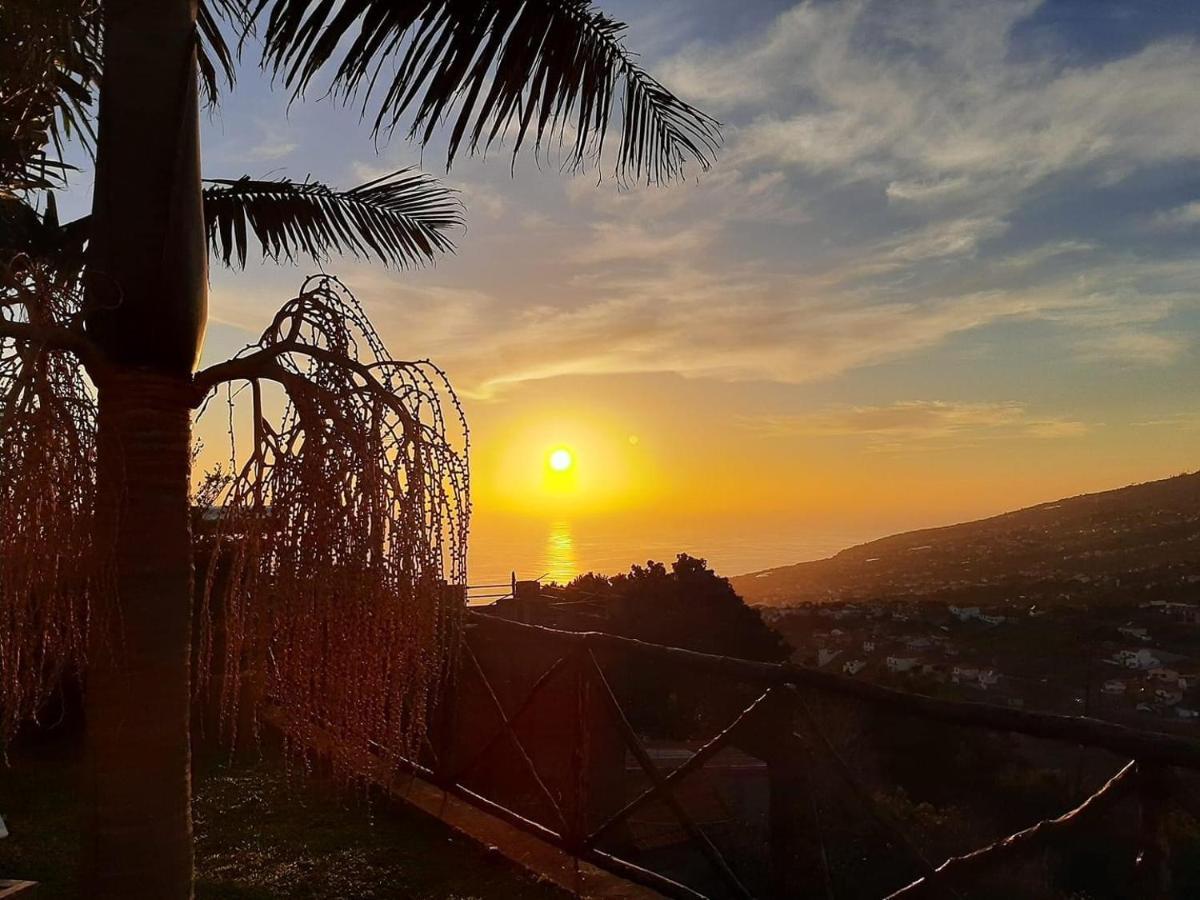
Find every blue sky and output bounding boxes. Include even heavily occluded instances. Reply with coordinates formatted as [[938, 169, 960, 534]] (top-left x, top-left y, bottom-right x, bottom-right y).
[[129, 0, 1200, 570]]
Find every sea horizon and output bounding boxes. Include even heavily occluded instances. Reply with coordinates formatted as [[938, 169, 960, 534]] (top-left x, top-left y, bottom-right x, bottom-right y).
[[465, 514, 881, 592]]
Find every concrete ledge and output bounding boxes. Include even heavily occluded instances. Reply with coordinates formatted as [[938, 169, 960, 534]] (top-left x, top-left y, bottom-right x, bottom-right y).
[[388, 773, 662, 899]]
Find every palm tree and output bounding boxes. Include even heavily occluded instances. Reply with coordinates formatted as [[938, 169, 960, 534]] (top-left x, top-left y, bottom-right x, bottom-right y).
[[0, 1, 719, 897]]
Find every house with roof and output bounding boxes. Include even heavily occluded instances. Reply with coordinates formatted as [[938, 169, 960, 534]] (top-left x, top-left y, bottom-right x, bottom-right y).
[[1149, 667, 1182, 686], [1155, 688, 1184, 707], [952, 665, 979, 684], [1159, 602, 1200, 624], [1115, 648, 1162, 670], [842, 659, 867, 676]]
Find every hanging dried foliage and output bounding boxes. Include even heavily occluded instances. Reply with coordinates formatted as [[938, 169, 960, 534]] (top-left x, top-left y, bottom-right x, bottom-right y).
[[195, 274, 470, 771], [0, 254, 96, 746]]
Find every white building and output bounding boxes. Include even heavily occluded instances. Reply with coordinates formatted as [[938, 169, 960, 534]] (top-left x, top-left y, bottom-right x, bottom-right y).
[[1118, 625, 1150, 642], [952, 666, 979, 684], [842, 659, 867, 676], [886, 656, 919, 674], [1116, 648, 1162, 670], [1103, 679, 1127, 695], [1160, 602, 1200, 624]]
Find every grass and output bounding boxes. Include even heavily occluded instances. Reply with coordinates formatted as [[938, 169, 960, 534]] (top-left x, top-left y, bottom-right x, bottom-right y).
[[0, 742, 569, 899]]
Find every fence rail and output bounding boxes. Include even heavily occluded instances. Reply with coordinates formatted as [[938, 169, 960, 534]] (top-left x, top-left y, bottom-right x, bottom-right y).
[[314, 608, 1200, 898]]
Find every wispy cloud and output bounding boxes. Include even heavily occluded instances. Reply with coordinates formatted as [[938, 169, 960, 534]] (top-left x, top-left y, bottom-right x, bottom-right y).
[[1149, 201, 1200, 231], [744, 400, 1089, 450], [1135, 413, 1200, 431], [571, 223, 713, 264], [247, 138, 298, 162], [334, 253, 1193, 398], [665, 2, 1200, 192], [883, 216, 1008, 263], [1075, 330, 1190, 367]]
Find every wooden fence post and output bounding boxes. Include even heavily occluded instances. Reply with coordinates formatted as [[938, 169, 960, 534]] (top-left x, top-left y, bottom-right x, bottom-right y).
[[1135, 762, 1172, 900], [570, 649, 590, 853], [767, 737, 809, 899], [738, 690, 809, 899]]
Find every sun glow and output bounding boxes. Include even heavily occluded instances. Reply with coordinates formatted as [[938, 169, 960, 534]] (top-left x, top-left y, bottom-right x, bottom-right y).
[[548, 448, 574, 472]]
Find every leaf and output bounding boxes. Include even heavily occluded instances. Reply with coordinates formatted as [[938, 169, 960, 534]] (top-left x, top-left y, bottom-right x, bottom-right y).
[[202, 169, 462, 268], [0, 0, 101, 194], [197, 0, 253, 108], [249, 0, 721, 184]]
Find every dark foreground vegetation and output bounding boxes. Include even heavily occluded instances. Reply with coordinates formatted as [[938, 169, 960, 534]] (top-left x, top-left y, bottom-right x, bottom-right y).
[[0, 741, 566, 900]]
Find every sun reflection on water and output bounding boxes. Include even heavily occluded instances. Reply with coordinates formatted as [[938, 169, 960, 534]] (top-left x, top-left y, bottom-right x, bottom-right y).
[[544, 521, 577, 585]]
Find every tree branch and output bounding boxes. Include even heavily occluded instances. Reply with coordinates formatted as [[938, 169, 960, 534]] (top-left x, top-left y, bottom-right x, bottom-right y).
[[191, 343, 418, 434], [0, 317, 104, 375]]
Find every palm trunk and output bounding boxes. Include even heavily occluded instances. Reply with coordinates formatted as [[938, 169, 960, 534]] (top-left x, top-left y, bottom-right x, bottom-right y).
[[83, 0, 207, 896], [87, 373, 196, 899]]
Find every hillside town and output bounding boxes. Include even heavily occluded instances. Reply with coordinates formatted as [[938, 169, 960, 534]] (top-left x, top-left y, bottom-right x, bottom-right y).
[[765, 596, 1200, 726], [733, 472, 1200, 611]]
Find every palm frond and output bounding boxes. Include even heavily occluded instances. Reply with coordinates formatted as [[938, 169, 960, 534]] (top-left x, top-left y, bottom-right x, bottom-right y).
[[197, 0, 253, 108], [1, 194, 88, 267], [249, 0, 721, 185], [0, 0, 101, 194], [202, 170, 462, 269]]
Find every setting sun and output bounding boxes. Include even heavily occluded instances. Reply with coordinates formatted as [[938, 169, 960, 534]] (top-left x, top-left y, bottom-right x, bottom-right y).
[[548, 448, 574, 472]]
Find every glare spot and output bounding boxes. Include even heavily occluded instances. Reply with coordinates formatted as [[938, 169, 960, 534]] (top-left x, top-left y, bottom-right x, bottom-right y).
[[549, 448, 573, 472]]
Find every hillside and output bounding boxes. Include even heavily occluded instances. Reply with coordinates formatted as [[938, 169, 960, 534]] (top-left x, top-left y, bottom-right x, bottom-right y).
[[731, 471, 1200, 608]]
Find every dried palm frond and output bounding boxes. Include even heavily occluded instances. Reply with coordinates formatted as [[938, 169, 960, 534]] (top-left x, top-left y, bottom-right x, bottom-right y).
[[195, 274, 469, 770], [0, 254, 96, 747]]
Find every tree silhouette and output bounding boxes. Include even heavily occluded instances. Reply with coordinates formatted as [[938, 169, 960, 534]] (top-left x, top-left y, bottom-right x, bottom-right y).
[[0, 1, 719, 897], [562, 555, 792, 736]]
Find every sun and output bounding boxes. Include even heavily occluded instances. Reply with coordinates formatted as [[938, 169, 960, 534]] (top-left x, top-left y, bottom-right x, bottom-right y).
[[548, 448, 574, 473]]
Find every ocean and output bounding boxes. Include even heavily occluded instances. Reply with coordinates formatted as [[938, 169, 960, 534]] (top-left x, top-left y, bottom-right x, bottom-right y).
[[465, 514, 872, 594]]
